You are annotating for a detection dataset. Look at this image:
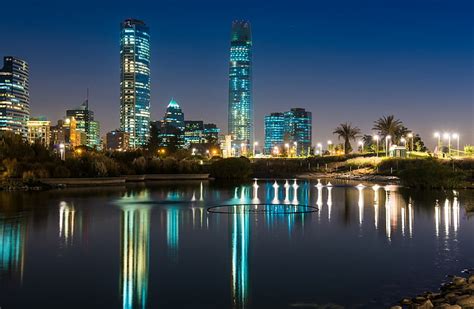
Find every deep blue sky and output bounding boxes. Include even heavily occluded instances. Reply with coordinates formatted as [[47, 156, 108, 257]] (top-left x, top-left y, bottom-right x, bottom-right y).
[[2, 0, 473, 148]]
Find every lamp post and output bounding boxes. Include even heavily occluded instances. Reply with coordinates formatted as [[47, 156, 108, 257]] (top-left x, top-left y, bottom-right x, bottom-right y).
[[407, 133, 413, 152], [358, 140, 363, 153], [273, 146, 279, 157], [293, 141, 298, 157], [253, 141, 258, 157], [400, 137, 406, 148], [284, 143, 290, 158], [317, 143, 322, 156], [434, 132, 441, 153], [373, 135, 379, 157], [452, 133, 459, 156], [192, 148, 196, 156], [385, 135, 391, 157], [327, 140, 332, 155], [443, 133, 451, 155], [240, 143, 245, 156]]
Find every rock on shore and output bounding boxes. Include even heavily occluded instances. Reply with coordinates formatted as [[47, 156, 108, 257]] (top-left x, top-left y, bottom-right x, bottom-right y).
[[391, 272, 474, 309]]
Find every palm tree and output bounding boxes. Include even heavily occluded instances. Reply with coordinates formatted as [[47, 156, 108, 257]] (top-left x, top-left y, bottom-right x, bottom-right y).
[[333, 122, 361, 154], [372, 115, 407, 142]]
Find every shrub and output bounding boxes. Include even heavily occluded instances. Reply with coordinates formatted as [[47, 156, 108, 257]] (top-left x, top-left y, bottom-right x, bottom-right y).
[[210, 157, 252, 179], [53, 165, 71, 178]]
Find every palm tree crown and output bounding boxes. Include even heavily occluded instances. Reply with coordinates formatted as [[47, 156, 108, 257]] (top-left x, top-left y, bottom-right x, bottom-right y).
[[333, 122, 361, 154], [372, 115, 408, 142]]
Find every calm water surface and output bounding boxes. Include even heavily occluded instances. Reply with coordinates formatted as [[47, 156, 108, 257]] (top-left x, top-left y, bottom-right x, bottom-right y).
[[0, 179, 473, 308]]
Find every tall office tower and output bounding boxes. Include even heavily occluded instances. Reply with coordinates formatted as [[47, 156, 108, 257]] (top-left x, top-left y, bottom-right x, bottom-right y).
[[120, 19, 151, 148], [66, 98, 101, 149], [264, 108, 312, 155], [0, 56, 30, 138], [228, 21, 253, 154], [284, 108, 312, 155], [264, 113, 285, 154]]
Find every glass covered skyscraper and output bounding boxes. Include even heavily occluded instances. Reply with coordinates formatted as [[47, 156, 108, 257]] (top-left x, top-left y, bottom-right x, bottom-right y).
[[228, 21, 253, 154], [120, 19, 151, 148], [0, 56, 30, 138], [264, 108, 312, 155]]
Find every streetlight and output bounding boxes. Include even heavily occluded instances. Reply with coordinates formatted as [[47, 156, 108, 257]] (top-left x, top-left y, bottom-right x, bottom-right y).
[[192, 148, 196, 156], [373, 135, 379, 157], [434, 132, 441, 152], [452, 133, 460, 156], [284, 143, 290, 157], [358, 140, 363, 153], [400, 137, 406, 147], [327, 140, 333, 155], [273, 146, 279, 156], [317, 143, 322, 156], [385, 135, 391, 157], [240, 143, 245, 156], [253, 141, 258, 157], [293, 141, 298, 157], [443, 133, 451, 155], [407, 133, 414, 152]]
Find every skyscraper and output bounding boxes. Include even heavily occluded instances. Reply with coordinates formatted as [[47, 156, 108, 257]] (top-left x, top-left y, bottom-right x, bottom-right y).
[[264, 108, 312, 155], [120, 19, 151, 148], [158, 99, 185, 147], [228, 21, 253, 154], [66, 98, 101, 149], [264, 113, 285, 154], [0, 56, 30, 138]]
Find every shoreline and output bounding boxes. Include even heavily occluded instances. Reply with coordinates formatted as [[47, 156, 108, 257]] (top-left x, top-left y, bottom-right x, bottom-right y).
[[392, 271, 474, 308]]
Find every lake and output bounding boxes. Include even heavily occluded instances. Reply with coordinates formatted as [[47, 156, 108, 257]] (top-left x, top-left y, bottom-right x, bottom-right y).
[[0, 179, 473, 308]]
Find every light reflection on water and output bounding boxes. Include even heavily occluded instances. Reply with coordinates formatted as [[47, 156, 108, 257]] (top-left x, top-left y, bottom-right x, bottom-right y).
[[0, 179, 472, 308]]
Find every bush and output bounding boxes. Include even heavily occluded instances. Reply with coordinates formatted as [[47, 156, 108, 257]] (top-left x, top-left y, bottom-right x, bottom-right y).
[[53, 165, 71, 178], [210, 157, 252, 179], [398, 159, 466, 189]]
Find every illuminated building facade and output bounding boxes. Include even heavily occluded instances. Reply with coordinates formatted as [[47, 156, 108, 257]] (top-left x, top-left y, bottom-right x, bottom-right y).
[[66, 100, 101, 149], [228, 21, 253, 154], [27, 117, 51, 146], [264, 113, 285, 154], [264, 108, 312, 155], [120, 19, 151, 148], [0, 56, 30, 138], [158, 99, 185, 147], [184, 121, 220, 148]]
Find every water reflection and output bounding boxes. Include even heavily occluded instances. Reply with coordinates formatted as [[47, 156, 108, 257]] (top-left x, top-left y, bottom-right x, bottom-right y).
[[0, 215, 26, 282], [119, 194, 151, 309], [59, 201, 80, 246], [231, 207, 250, 309], [167, 207, 180, 260]]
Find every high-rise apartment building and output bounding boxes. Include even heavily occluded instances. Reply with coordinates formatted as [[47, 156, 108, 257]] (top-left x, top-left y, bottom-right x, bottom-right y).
[[264, 108, 312, 155], [0, 56, 30, 138], [120, 19, 151, 148], [228, 21, 253, 154]]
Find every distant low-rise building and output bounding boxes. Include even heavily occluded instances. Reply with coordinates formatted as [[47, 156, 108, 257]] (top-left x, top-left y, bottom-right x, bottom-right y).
[[106, 130, 130, 151], [27, 117, 51, 146], [66, 99, 101, 149]]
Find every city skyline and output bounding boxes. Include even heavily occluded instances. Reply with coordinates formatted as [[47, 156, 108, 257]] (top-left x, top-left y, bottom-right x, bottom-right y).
[[1, 0, 472, 147]]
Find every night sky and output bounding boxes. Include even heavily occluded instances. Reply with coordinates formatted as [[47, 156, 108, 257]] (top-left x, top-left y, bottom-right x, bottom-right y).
[[1, 0, 473, 148]]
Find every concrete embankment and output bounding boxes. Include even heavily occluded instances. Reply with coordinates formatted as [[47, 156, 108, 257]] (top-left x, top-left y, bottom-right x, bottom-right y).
[[40, 174, 210, 187]]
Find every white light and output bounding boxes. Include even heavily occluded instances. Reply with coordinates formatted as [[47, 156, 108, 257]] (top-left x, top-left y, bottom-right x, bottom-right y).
[[443, 133, 450, 140], [327, 140, 332, 145], [452, 133, 459, 139], [434, 132, 440, 138]]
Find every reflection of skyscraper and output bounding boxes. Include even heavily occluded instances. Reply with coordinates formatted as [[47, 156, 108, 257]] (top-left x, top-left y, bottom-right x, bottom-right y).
[[120, 19, 151, 148], [0, 215, 26, 282], [228, 21, 253, 153], [167, 207, 180, 260], [120, 206, 150, 309], [231, 208, 249, 308]]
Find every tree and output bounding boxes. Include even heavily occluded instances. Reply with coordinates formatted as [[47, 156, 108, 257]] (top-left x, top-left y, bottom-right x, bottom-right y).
[[147, 122, 161, 155], [333, 122, 361, 154], [372, 115, 407, 143], [413, 134, 427, 152]]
